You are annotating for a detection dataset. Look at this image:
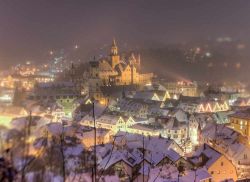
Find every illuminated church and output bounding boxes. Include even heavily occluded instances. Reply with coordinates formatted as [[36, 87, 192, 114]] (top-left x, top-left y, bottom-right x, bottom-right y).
[[89, 39, 153, 86], [88, 39, 154, 103]]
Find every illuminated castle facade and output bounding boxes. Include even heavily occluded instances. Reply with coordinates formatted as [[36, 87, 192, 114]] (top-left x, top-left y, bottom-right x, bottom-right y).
[[88, 39, 154, 102], [89, 39, 153, 86]]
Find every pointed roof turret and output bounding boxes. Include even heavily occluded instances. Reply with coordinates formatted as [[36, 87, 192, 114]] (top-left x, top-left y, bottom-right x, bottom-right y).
[[110, 38, 118, 55], [112, 38, 117, 47]]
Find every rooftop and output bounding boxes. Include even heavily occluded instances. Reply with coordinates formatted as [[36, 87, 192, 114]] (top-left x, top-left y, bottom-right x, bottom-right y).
[[229, 109, 250, 120]]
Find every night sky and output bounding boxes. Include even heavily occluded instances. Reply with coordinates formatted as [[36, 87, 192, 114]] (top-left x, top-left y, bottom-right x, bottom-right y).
[[0, 0, 250, 67]]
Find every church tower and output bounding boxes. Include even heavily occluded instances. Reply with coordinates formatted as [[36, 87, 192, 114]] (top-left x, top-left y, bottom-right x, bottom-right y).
[[137, 54, 141, 70], [110, 38, 120, 68]]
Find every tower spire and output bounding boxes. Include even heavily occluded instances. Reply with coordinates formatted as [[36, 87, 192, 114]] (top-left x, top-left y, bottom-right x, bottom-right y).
[[110, 38, 118, 55], [110, 38, 120, 68], [112, 38, 116, 47]]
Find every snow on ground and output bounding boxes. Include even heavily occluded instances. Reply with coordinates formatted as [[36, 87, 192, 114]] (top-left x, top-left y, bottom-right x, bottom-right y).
[[25, 171, 63, 182], [66, 173, 120, 182]]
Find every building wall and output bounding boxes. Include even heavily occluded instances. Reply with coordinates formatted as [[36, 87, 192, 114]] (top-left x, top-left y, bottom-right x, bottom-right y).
[[112, 161, 133, 178], [208, 155, 237, 182], [111, 55, 120, 69], [81, 133, 112, 148], [165, 82, 198, 97], [161, 128, 188, 145], [134, 174, 149, 182], [230, 116, 250, 138], [139, 73, 154, 85]]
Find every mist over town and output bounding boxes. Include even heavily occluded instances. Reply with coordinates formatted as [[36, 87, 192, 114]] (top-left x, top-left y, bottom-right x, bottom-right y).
[[0, 1, 250, 182]]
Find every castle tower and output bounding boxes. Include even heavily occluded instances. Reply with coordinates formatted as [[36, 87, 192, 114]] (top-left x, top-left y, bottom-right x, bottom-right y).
[[137, 54, 141, 69], [131, 63, 134, 85], [129, 53, 136, 64], [129, 53, 140, 70], [110, 38, 120, 68], [111, 38, 118, 55]]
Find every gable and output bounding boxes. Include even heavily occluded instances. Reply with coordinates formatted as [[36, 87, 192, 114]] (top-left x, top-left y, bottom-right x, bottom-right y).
[[162, 91, 171, 101], [127, 117, 135, 127], [152, 93, 160, 101], [209, 155, 237, 177]]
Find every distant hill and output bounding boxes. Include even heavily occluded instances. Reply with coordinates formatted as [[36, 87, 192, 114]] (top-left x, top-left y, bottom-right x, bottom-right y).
[[137, 41, 250, 83], [63, 39, 250, 84]]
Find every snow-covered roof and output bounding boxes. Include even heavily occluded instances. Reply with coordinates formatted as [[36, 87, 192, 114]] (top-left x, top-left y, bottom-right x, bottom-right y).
[[144, 83, 167, 91], [97, 114, 121, 125], [80, 128, 110, 139], [229, 108, 250, 120], [98, 150, 141, 170], [146, 148, 181, 166], [46, 122, 63, 135], [147, 164, 178, 182], [129, 123, 162, 132], [164, 117, 187, 130], [64, 144, 84, 157], [190, 144, 222, 168], [133, 91, 160, 101], [81, 114, 121, 126], [181, 168, 211, 182], [202, 122, 250, 163], [114, 131, 182, 154]]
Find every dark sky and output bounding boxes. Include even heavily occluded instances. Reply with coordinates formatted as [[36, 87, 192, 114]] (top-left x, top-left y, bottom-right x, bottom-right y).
[[0, 0, 250, 67]]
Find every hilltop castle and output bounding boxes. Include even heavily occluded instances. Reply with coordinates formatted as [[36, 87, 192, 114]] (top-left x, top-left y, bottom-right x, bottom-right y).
[[88, 39, 154, 102]]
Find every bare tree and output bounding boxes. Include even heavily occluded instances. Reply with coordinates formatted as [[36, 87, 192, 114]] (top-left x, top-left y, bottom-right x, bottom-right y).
[[60, 124, 66, 182], [21, 112, 32, 182]]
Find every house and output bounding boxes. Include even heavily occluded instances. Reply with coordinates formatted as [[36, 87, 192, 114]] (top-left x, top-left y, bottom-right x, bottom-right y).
[[229, 109, 250, 142], [30, 81, 80, 117], [164, 81, 198, 97], [114, 131, 184, 156], [96, 132, 185, 181], [178, 95, 230, 113], [188, 144, 238, 182], [161, 117, 188, 145], [98, 150, 141, 180], [73, 102, 106, 121], [126, 123, 162, 136], [81, 114, 119, 130], [81, 112, 162, 137], [133, 90, 170, 102], [233, 97, 250, 107], [188, 114, 200, 145], [146, 165, 212, 182], [113, 98, 150, 118], [202, 123, 250, 178], [113, 97, 165, 118], [79, 128, 114, 148], [196, 100, 230, 113]]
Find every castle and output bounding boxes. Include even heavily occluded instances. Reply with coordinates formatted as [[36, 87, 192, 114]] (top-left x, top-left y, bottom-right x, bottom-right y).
[[88, 39, 154, 103]]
